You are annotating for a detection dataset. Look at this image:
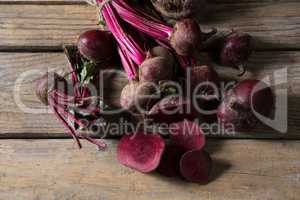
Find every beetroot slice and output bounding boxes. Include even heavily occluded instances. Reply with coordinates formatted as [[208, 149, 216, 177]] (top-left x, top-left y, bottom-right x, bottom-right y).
[[147, 95, 197, 124], [157, 145, 185, 177], [117, 133, 165, 173], [180, 150, 212, 183], [169, 120, 205, 151]]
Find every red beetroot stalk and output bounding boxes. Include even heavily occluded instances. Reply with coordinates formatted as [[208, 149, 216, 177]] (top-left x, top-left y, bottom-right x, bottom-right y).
[[98, 0, 146, 65], [118, 46, 137, 80], [48, 97, 82, 148], [112, 0, 172, 40], [49, 92, 107, 150], [52, 90, 101, 116]]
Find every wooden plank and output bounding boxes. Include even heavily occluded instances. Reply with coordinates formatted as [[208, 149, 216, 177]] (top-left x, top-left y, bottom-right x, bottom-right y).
[[0, 139, 299, 200], [0, 1, 299, 50], [0, 4, 98, 49], [0, 51, 299, 138]]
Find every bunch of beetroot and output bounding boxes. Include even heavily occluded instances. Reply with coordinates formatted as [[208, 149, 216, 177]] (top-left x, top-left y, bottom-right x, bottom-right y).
[[35, 0, 276, 184]]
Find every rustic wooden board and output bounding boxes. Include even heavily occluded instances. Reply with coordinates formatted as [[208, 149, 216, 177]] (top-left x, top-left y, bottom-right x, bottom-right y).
[[0, 1, 299, 50], [0, 139, 299, 200], [0, 51, 299, 138]]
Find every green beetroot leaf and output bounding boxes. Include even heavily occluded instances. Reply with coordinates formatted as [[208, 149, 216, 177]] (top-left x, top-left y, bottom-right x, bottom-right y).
[[180, 150, 212, 183], [117, 133, 165, 173]]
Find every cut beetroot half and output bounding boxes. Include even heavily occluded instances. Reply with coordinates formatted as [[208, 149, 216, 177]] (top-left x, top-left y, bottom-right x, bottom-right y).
[[169, 120, 205, 151], [180, 150, 212, 183], [157, 145, 185, 177], [117, 133, 165, 173], [147, 95, 197, 124]]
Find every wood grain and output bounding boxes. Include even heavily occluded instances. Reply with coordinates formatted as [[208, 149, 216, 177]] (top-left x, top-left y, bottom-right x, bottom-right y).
[[0, 139, 299, 200], [0, 51, 299, 138], [0, 4, 98, 49], [0, 1, 299, 50]]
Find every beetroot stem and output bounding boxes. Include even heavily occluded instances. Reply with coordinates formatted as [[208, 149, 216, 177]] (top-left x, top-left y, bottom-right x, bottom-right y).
[[48, 98, 82, 148]]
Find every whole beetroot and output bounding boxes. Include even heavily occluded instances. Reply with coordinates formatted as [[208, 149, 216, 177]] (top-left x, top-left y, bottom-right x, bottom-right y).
[[139, 57, 174, 83], [36, 72, 68, 105], [189, 65, 220, 96], [188, 65, 220, 121], [78, 30, 115, 63], [117, 132, 165, 173], [147, 95, 197, 124], [120, 81, 160, 113], [146, 46, 174, 63], [170, 19, 216, 56], [151, 0, 207, 19], [220, 32, 253, 72], [217, 80, 274, 131]]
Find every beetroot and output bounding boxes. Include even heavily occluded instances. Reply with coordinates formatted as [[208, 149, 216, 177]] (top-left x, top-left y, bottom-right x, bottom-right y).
[[170, 19, 216, 56], [169, 120, 205, 151], [189, 65, 220, 97], [78, 30, 115, 63], [157, 145, 185, 177], [36, 72, 68, 105], [147, 95, 197, 124], [188, 65, 220, 121], [120, 81, 160, 113], [139, 57, 174, 83], [217, 79, 274, 131], [117, 133, 165, 173], [180, 150, 212, 183], [146, 46, 174, 63], [151, 0, 207, 19], [220, 32, 253, 73]]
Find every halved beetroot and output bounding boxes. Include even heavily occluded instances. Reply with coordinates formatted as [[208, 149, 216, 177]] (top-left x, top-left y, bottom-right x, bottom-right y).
[[147, 95, 197, 124], [117, 133, 165, 173], [180, 150, 212, 183], [157, 145, 185, 177], [169, 120, 205, 151]]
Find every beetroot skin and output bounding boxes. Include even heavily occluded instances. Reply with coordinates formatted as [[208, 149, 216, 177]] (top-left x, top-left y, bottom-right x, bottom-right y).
[[120, 81, 159, 113], [139, 57, 174, 83], [151, 0, 207, 19], [170, 19, 202, 56], [169, 120, 206, 151], [180, 150, 212, 183], [220, 32, 253, 69], [217, 79, 274, 131], [117, 133, 165, 173], [36, 72, 68, 105], [146, 46, 174, 63], [157, 145, 185, 177], [170, 19, 216, 56], [78, 30, 115, 63], [147, 95, 197, 124]]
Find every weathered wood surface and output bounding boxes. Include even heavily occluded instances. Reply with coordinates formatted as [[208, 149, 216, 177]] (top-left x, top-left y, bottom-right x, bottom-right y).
[[0, 51, 298, 138], [0, 139, 299, 200], [0, 1, 299, 50]]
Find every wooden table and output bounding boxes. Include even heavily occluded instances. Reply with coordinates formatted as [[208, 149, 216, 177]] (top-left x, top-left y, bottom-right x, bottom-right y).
[[0, 1, 300, 199]]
